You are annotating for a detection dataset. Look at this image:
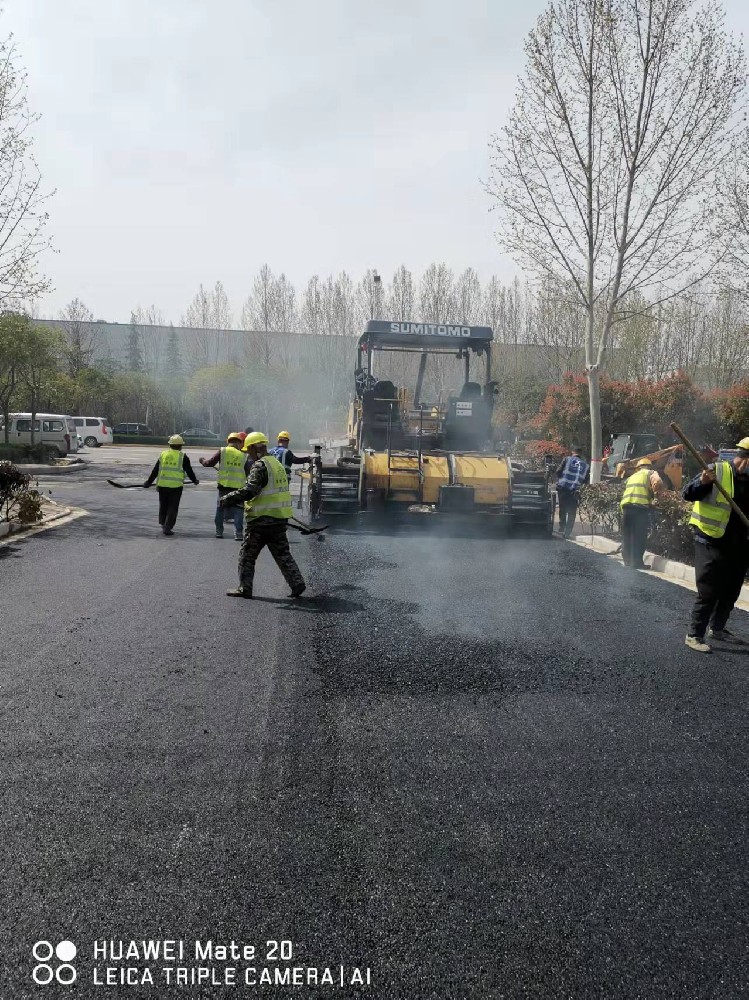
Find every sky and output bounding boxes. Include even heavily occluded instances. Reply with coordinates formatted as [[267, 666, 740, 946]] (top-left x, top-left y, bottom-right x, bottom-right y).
[[5, 0, 749, 325]]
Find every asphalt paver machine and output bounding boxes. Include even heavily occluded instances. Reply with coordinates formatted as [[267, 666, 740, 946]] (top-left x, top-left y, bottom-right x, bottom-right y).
[[301, 320, 553, 531]]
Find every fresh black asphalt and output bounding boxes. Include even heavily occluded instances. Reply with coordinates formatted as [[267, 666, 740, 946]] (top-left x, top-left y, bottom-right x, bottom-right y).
[[1, 459, 747, 999]]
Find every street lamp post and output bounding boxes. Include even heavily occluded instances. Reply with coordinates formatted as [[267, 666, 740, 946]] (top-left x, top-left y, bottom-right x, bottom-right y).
[[372, 271, 381, 319]]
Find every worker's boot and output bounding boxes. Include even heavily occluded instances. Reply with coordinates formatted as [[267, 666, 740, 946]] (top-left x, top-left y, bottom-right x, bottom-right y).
[[685, 635, 711, 653], [289, 584, 306, 599], [226, 586, 253, 599]]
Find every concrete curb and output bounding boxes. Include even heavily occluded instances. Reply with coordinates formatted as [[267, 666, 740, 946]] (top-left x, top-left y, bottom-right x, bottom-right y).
[[0, 498, 86, 541], [571, 532, 749, 612], [17, 460, 88, 476]]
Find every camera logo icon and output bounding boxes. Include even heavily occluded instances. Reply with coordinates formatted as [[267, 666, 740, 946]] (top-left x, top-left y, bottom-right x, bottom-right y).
[[32, 941, 77, 985]]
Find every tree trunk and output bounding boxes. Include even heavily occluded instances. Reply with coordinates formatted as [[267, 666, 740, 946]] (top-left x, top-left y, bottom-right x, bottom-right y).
[[587, 366, 602, 483]]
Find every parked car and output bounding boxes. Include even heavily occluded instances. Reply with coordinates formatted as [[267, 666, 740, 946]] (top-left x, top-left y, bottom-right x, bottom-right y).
[[5, 413, 78, 457], [112, 422, 154, 436], [72, 416, 113, 448], [179, 427, 221, 442]]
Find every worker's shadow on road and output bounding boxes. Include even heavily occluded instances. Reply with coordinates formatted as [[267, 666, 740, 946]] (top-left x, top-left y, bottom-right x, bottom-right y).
[[251, 593, 365, 614], [711, 645, 749, 657], [0, 543, 22, 560]]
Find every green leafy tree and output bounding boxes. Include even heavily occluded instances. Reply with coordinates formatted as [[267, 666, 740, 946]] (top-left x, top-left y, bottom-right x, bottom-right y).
[[17, 326, 66, 442], [0, 313, 34, 442]]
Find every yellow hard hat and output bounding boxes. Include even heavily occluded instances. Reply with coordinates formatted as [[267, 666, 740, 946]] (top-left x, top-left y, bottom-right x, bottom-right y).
[[168, 434, 184, 446], [243, 431, 269, 450], [277, 430, 291, 441], [227, 431, 244, 444], [736, 437, 749, 450], [636, 457, 653, 468]]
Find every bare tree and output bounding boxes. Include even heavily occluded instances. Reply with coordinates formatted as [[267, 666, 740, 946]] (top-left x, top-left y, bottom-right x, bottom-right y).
[[301, 276, 324, 337], [490, 0, 745, 478], [528, 277, 586, 380], [717, 131, 749, 295], [59, 298, 98, 376], [418, 263, 455, 323], [182, 282, 232, 369], [0, 33, 53, 307], [454, 267, 483, 325], [240, 267, 299, 366], [130, 304, 165, 375], [387, 265, 415, 320]]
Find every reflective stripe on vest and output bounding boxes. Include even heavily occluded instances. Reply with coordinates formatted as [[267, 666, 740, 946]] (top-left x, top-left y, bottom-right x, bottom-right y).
[[270, 445, 291, 471], [557, 456, 589, 491], [245, 454, 293, 520], [156, 449, 184, 488], [217, 446, 246, 489], [688, 461, 733, 538], [620, 468, 652, 508]]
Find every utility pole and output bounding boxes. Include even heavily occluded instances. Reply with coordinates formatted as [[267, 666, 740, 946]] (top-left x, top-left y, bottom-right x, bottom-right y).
[[372, 271, 381, 319]]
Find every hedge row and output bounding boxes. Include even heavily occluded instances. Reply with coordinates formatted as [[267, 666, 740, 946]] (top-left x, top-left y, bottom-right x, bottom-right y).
[[577, 481, 695, 565], [0, 442, 61, 464]]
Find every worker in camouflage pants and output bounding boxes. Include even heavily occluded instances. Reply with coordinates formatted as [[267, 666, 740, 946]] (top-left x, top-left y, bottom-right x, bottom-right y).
[[219, 431, 306, 600]]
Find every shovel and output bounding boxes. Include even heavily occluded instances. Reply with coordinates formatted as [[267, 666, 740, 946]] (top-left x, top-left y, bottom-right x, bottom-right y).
[[107, 479, 147, 489], [289, 516, 328, 535], [107, 479, 198, 490]]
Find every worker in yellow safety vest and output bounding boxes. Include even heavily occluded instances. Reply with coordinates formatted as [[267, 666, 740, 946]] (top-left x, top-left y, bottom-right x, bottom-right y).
[[682, 438, 749, 653], [199, 431, 250, 539], [619, 458, 665, 569], [144, 434, 200, 535], [219, 431, 306, 600]]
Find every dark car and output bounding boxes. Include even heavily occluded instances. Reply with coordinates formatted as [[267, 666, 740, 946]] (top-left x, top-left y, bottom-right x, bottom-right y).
[[179, 427, 221, 442], [112, 422, 154, 436]]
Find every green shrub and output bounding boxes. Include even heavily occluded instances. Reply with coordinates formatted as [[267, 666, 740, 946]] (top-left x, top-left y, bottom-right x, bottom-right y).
[[577, 481, 623, 536], [0, 462, 43, 524], [0, 442, 59, 463], [577, 480, 696, 564], [649, 492, 694, 564]]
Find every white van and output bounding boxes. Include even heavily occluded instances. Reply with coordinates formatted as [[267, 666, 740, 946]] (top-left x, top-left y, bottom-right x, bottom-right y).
[[72, 416, 112, 447], [5, 413, 79, 457]]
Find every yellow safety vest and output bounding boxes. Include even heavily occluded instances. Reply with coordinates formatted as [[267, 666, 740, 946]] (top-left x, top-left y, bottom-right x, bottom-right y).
[[245, 455, 293, 521], [620, 468, 653, 508], [156, 449, 185, 488], [688, 461, 733, 539], [217, 446, 246, 489]]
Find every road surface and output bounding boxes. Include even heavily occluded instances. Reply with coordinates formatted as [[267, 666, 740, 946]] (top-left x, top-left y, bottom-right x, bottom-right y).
[[1, 446, 747, 999]]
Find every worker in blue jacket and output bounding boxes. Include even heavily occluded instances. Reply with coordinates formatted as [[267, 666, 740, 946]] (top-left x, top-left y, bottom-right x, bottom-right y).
[[269, 431, 313, 486]]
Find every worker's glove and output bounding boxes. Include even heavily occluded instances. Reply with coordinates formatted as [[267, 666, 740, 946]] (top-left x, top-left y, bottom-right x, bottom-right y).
[[199, 457, 207, 466], [700, 468, 716, 486]]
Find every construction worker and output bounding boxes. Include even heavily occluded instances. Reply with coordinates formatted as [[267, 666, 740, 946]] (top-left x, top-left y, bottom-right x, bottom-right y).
[[619, 457, 665, 569], [269, 431, 313, 486], [219, 431, 306, 600], [682, 438, 749, 653], [199, 432, 250, 539], [143, 435, 199, 535], [555, 445, 589, 538]]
